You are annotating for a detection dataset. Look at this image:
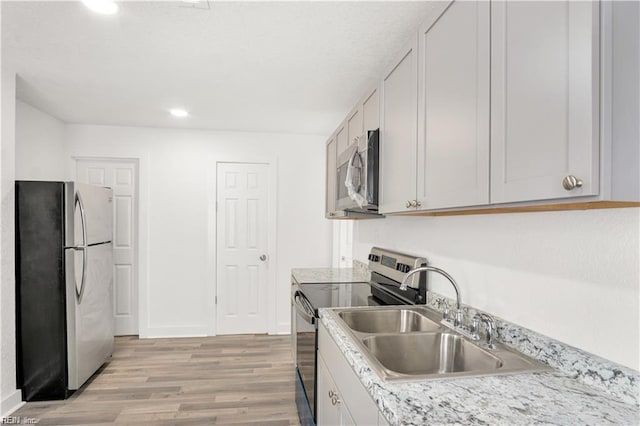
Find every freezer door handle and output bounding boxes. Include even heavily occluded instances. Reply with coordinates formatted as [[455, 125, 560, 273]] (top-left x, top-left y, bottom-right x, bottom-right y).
[[74, 192, 88, 303]]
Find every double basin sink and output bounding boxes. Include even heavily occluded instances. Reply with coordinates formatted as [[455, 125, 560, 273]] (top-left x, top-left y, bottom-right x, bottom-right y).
[[327, 306, 550, 381]]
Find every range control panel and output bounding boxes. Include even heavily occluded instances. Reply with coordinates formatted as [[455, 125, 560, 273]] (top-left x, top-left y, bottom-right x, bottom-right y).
[[395, 262, 412, 273], [367, 247, 427, 289]]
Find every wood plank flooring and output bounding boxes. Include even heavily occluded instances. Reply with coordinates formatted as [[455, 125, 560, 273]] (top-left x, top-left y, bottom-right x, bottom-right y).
[[12, 335, 301, 425]]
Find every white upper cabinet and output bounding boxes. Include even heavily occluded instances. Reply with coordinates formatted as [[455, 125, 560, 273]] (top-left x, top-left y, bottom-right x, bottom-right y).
[[326, 137, 337, 217], [336, 121, 348, 157], [362, 87, 380, 132], [346, 107, 363, 149], [379, 35, 419, 214], [490, 1, 600, 203], [417, 1, 490, 210], [326, 0, 636, 218]]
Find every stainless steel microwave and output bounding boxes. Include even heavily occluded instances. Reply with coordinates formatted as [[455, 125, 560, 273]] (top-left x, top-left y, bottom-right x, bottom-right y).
[[336, 129, 379, 213]]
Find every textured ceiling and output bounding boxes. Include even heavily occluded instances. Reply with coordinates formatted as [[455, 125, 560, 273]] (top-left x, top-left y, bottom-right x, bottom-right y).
[[2, 1, 436, 135]]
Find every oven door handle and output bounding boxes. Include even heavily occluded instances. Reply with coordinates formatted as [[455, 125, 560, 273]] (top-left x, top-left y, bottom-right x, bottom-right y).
[[293, 291, 316, 325]]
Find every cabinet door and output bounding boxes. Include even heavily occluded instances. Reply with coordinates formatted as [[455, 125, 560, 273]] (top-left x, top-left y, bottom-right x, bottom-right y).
[[362, 86, 380, 132], [491, 1, 600, 203], [326, 138, 337, 217], [340, 403, 356, 426], [318, 324, 381, 426], [417, 1, 490, 210], [347, 107, 363, 148], [316, 353, 341, 425], [336, 122, 348, 157], [379, 35, 419, 213]]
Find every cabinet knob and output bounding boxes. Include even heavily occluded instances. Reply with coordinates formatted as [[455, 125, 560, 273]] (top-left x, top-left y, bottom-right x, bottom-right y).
[[562, 175, 583, 190], [406, 200, 413, 208], [410, 200, 418, 208], [328, 390, 335, 398], [415, 200, 422, 208], [331, 396, 341, 406]]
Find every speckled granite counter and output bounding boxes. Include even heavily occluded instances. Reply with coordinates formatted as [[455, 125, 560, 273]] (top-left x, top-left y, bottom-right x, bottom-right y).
[[291, 266, 370, 284], [319, 306, 640, 425]]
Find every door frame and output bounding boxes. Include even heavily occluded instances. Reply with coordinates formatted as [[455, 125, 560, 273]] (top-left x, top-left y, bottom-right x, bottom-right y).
[[72, 155, 147, 337], [332, 221, 353, 268], [207, 157, 278, 336]]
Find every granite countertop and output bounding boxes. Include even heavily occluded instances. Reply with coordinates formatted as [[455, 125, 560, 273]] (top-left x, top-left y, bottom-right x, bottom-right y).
[[291, 266, 370, 284], [319, 309, 640, 426]]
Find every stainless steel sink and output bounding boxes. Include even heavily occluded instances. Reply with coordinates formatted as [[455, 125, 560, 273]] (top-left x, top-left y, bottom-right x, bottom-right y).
[[327, 306, 551, 381], [362, 332, 502, 375], [338, 309, 441, 333]]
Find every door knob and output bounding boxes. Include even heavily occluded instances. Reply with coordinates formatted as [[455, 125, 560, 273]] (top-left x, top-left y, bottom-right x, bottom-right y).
[[562, 175, 583, 190], [259, 254, 267, 261]]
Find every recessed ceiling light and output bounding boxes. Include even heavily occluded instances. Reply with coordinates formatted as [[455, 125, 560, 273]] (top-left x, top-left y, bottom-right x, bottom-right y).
[[169, 108, 190, 118], [82, 0, 118, 15]]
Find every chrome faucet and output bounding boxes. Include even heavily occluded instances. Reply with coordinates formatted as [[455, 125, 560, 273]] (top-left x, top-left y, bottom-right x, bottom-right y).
[[400, 266, 463, 322], [472, 313, 496, 349]]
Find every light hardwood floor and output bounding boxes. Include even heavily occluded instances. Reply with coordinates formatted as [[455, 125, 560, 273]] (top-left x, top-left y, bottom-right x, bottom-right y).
[[12, 335, 301, 425]]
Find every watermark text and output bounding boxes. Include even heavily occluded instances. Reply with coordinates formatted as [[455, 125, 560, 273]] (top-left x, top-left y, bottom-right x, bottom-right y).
[[1, 416, 40, 424]]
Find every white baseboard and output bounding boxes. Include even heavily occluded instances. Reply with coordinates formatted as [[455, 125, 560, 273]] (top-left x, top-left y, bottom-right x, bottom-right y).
[[141, 325, 208, 338], [276, 322, 291, 335], [1, 389, 24, 418], [141, 324, 291, 338]]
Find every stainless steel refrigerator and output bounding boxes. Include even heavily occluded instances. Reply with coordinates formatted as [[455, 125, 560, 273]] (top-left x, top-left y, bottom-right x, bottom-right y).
[[16, 181, 114, 401]]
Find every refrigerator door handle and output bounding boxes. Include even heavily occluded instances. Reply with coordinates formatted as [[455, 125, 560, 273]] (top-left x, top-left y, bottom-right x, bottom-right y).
[[74, 191, 88, 303]]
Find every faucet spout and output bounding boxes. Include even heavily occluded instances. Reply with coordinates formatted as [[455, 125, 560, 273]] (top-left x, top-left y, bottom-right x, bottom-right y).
[[400, 266, 462, 311]]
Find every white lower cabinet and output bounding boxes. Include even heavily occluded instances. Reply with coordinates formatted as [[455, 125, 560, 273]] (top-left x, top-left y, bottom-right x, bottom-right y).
[[317, 354, 356, 426], [317, 322, 388, 426]]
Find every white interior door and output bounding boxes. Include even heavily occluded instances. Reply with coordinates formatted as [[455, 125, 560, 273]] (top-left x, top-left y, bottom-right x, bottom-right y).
[[216, 162, 269, 335], [76, 159, 138, 336]]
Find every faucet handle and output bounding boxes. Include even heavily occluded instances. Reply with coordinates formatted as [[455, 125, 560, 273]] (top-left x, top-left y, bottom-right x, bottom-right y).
[[442, 306, 451, 322], [454, 308, 464, 327], [470, 316, 480, 338], [473, 313, 496, 348]]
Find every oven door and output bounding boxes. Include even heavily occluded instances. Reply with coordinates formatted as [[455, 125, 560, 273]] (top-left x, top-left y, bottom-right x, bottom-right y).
[[292, 287, 317, 423]]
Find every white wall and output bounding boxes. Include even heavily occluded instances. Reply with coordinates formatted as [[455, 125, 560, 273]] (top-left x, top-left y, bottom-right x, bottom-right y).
[[15, 100, 66, 180], [64, 124, 332, 337], [353, 208, 640, 370], [0, 68, 23, 415]]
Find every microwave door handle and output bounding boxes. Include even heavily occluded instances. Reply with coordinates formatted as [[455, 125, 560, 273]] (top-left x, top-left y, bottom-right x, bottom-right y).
[[347, 149, 362, 192], [293, 292, 316, 325]]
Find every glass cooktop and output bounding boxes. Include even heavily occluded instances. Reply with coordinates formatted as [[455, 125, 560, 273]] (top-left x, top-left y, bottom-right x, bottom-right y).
[[298, 282, 380, 313]]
